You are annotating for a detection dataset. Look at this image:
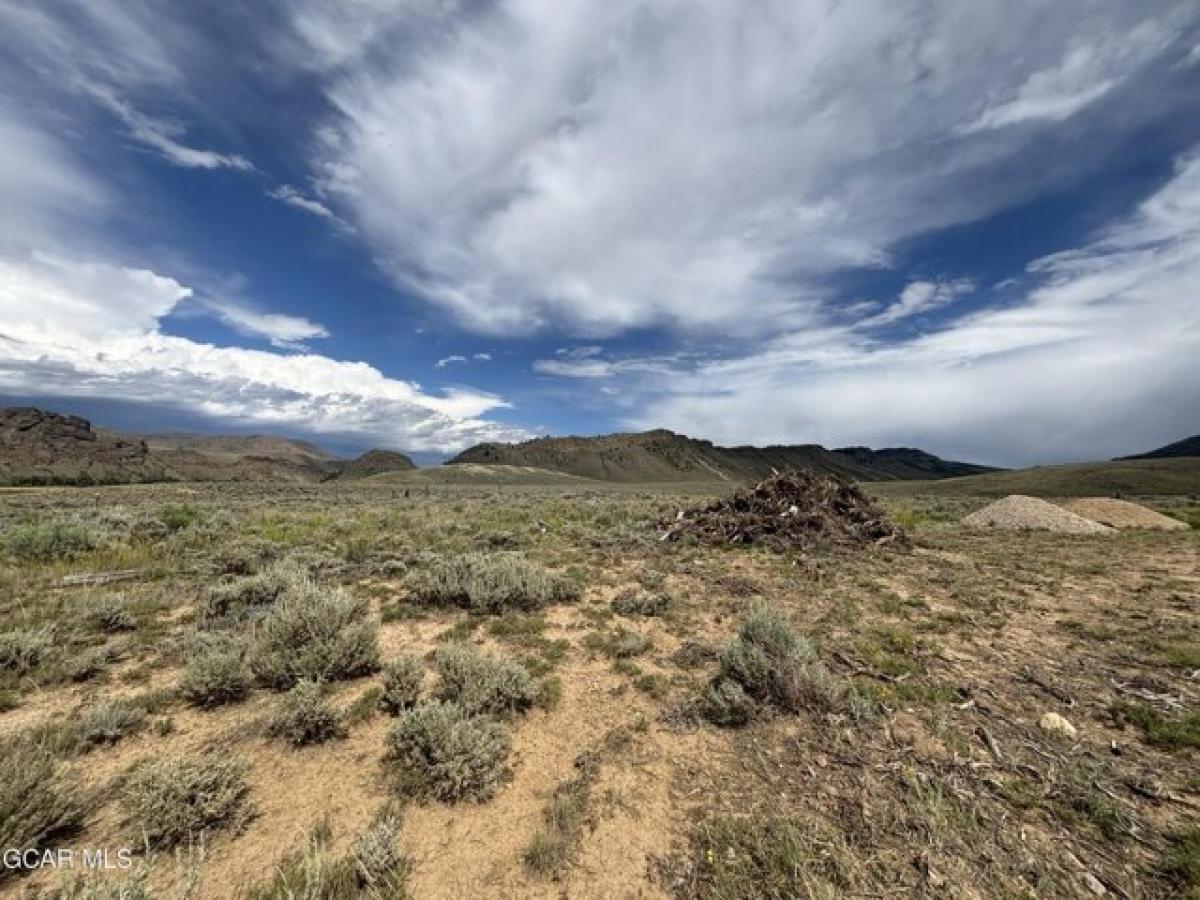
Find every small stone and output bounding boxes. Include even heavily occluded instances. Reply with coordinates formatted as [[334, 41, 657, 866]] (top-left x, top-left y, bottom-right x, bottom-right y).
[[1081, 872, 1107, 895], [1039, 712, 1078, 738]]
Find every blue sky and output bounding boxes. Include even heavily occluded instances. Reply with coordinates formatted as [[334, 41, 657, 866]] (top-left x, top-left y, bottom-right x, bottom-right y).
[[1, 2, 1198, 466]]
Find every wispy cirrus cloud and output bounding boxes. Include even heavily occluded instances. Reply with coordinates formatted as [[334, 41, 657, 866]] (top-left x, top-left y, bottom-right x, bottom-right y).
[[306, 1, 1199, 338]]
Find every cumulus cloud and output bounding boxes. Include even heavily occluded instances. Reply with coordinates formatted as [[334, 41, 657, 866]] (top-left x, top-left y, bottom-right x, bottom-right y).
[[624, 151, 1200, 465], [0, 253, 527, 451], [307, 1, 1198, 337]]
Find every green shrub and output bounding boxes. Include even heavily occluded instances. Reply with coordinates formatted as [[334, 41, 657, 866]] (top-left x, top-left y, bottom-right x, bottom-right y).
[[2, 520, 95, 560], [379, 655, 424, 716], [251, 579, 379, 690], [268, 681, 346, 747], [705, 608, 850, 725], [409, 553, 579, 614], [198, 561, 302, 627], [612, 591, 670, 618], [0, 733, 84, 875], [432, 645, 537, 717], [1110, 700, 1200, 751], [1161, 826, 1200, 898], [86, 595, 138, 633], [158, 504, 202, 532], [700, 678, 757, 727], [0, 625, 55, 674], [70, 698, 147, 752], [179, 632, 252, 708], [351, 806, 410, 896], [384, 701, 511, 803], [585, 627, 652, 659], [120, 753, 253, 849]]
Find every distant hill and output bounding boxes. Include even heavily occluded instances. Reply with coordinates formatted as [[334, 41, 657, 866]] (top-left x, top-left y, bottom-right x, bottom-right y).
[[448, 429, 995, 483], [1118, 435, 1200, 460], [336, 448, 416, 480], [0, 407, 162, 484], [867, 457, 1200, 499], [367, 463, 594, 486], [0, 406, 416, 485]]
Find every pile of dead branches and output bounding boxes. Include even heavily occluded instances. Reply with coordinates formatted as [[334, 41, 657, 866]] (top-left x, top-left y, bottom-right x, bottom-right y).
[[658, 470, 906, 551]]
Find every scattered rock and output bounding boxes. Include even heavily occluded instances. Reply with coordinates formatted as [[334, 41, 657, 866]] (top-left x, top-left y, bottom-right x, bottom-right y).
[[1039, 712, 1078, 738], [962, 495, 1113, 534], [658, 470, 906, 551]]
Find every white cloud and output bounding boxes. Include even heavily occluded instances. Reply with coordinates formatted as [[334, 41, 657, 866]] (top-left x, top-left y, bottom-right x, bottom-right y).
[[435, 355, 467, 368], [625, 150, 1200, 465], [308, 1, 1197, 337], [269, 185, 339, 221], [473, 352, 491, 361], [0, 253, 527, 451], [533, 345, 686, 380], [88, 87, 253, 171], [205, 300, 330, 350], [0, 99, 109, 250], [859, 279, 974, 328], [962, 21, 1173, 132]]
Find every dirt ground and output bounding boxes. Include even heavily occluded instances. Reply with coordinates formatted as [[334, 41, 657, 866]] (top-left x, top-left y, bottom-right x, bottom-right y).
[[0, 483, 1196, 898]]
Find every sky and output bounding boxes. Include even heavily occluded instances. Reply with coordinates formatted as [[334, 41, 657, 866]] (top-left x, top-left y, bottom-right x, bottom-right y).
[[0, 1, 1198, 467]]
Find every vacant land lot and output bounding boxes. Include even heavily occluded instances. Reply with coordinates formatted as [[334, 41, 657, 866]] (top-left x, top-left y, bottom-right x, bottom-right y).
[[0, 481, 1197, 898]]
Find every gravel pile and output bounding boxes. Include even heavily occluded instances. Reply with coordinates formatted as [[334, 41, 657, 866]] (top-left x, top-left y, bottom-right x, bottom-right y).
[[1061, 498, 1188, 531], [962, 495, 1113, 534]]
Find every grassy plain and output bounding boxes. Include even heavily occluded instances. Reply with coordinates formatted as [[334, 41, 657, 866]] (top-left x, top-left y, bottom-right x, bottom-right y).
[[0, 479, 1196, 898]]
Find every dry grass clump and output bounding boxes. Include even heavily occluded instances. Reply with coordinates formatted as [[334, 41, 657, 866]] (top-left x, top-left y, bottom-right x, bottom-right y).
[[523, 753, 599, 876], [408, 552, 579, 614], [69, 698, 148, 752], [179, 631, 252, 708], [383, 701, 511, 803], [432, 644, 538, 717], [245, 811, 409, 900], [85, 595, 138, 633], [612, 590, 670, 618], [379, 654, 424, 715], [120, 753, 253, 849], [251, 579, 379, 689], [267, 680, 346, 747], [702, 608, 852, 725], [666, 816, 819, 899], [0, 625, 55, 674], [0, 733, 84, 875]]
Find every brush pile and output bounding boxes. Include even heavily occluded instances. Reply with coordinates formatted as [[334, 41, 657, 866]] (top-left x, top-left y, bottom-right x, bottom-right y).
[[658, 470, 906, 551]]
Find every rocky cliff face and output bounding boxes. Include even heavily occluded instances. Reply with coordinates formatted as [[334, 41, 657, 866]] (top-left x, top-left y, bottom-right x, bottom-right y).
[[0, 407, 154, 483]]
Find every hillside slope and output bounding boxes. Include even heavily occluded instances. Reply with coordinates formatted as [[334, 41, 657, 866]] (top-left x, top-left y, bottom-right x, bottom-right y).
[[336, 448, 417, 480], [448, 429, 993, 483], [0, 407, 161, 484], [866, 457, 1200, 498], [0, 407, 416, 484], [1118, 434, 1200, 460]]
